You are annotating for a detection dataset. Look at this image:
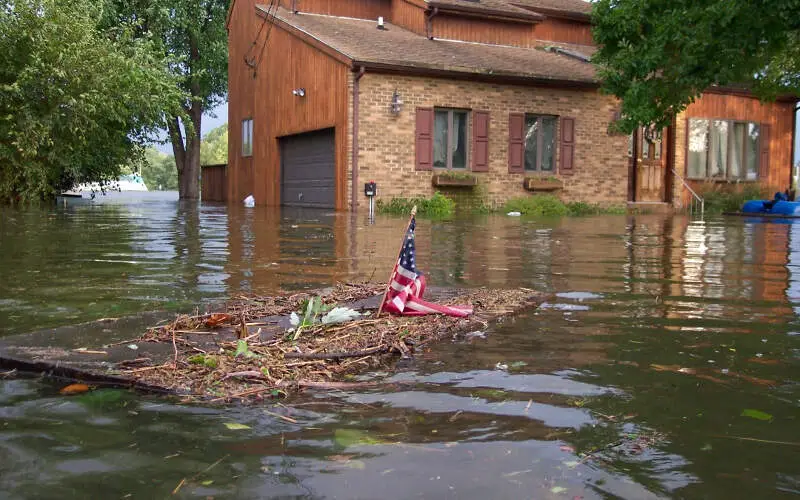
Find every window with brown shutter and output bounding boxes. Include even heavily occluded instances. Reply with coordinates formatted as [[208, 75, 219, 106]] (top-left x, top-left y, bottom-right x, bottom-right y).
[[472, 111, 490, 172], [759, 123, 770, 180], [560, 117, 575, 173], [508, 113, 524, 173], [415, 108, 434, 171]]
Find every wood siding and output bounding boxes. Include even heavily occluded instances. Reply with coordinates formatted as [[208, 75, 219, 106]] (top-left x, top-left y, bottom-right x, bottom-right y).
[[227, 0, 259, 203], [228, 1, 350, 208], [681, 92, 795, 194], [432, 14, 535, 47], [201, 165, 228, 202], [391, 0, 426, 35], [533, 18, 593, 46], [292, 0, 391, 20]]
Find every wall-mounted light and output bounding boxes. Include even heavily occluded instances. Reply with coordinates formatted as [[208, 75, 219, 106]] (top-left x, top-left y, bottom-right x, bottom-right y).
[[292, 88, 306, 97], [390, 89, 403, 115]]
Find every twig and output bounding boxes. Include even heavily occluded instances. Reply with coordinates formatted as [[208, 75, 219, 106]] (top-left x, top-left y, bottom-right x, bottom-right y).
[[284, 345, 389, 360], [221, 371, 264, 381], [172, 328, 179, 368], [120, 363, 169, 374], [264, 409, 298, 424], [713, 435, 800, 447], [104, 338, 145, 348], [171, 478, 186, 495], [209, 386, 273, 402], [194, 454, 229, 478]]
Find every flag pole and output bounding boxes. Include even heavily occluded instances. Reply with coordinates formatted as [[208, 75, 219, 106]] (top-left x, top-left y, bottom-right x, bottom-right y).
[[376, 205, 417, 318]]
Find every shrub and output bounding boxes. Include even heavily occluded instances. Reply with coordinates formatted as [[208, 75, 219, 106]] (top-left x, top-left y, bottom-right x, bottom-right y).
[[377, 192, 455, 217], [698, 183, 768, 214], [502, 194, 569, 216]]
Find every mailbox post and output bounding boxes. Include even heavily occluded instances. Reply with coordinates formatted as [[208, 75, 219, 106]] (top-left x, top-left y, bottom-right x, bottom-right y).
[[364, 181, 377, 221]]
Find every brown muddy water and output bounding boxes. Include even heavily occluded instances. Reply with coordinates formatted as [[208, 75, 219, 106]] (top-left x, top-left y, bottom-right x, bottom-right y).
[[0, 192, 798, 499]]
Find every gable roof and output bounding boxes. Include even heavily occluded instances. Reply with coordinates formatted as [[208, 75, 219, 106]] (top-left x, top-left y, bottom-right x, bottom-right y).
[[261, 6, 598, 87]]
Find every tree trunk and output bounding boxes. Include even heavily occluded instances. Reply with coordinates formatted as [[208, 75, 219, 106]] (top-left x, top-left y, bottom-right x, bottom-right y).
[[168, 107, 202, 200], [170, 30, 203, 201]]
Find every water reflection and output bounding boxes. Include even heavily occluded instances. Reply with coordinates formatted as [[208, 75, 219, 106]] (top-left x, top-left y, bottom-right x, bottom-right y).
[[1, 195, 799, 498]]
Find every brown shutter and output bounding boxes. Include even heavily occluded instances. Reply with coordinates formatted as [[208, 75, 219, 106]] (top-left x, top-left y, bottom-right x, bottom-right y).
[[508, 113, 524, 173], [759, 123, 770, 180], [560, 116, 575, 173], [415, 108, 434, 171], [472, 111, 490, 172]]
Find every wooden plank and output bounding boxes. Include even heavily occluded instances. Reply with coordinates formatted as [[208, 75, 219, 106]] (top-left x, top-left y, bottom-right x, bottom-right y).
[[294, 0, 391, 20], [392, 0, 426, 35], [533, 18, 593, 46], [432, 14, 535, 47]]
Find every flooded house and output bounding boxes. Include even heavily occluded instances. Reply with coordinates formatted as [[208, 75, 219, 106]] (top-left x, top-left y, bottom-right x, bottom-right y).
[[222, 0, 798, 210]]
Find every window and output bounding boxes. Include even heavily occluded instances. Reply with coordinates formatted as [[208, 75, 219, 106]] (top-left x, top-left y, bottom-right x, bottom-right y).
[[687, 118, 759, 180], [433, 109, 469, 169], [523, 114, 556, 172], [241, 119, 253, 157]]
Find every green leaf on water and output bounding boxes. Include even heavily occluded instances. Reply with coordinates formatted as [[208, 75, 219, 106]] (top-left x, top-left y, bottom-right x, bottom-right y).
[[508, 361, 528, 369], [334, 429, 386, 448], [75, 388, 125, 409], [550, 486, 567, 494], [224, 422, 251, 430], [741, 409, 773, 421], [201, 480, 214, 486]]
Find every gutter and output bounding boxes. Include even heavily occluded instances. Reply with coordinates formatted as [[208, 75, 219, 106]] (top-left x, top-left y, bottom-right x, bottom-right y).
[[351, 66, 366, 211]]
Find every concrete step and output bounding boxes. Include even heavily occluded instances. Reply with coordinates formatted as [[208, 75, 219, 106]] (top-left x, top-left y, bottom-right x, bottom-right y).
[[627, 201, 673, 214]]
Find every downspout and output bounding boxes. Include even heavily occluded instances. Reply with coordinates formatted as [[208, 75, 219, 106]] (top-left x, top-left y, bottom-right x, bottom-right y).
[[351, 66, 366, 211], [792, 104, 798, 193], [291, 0, 298, 14], [425, 7, 439, 40]]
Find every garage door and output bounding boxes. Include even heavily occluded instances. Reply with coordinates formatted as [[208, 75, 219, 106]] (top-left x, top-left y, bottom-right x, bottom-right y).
[[280, 128, 335, 208]]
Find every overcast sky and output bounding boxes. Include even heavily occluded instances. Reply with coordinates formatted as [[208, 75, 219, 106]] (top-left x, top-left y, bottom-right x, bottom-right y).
[[152, 101, 228, 154]]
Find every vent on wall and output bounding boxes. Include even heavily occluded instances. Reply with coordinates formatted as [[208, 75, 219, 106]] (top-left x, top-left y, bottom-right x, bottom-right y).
[[543, 46, 591, 63]]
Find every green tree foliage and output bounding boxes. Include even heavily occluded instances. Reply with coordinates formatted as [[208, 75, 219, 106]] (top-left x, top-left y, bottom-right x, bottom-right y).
[[102, 0, 229, 200], [142, 148, 179, 191], [200, 123, 228, 166], [592, 0, 800, 132], [0, 0, 184, 203]]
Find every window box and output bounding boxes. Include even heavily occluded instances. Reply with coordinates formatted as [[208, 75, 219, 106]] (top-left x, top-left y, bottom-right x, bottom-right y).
[[523, 177, 563, 192], [432, 173, 478, 187]]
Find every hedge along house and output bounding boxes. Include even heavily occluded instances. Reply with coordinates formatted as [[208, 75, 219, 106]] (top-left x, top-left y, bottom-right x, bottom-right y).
[[225, 0, 797, 210]]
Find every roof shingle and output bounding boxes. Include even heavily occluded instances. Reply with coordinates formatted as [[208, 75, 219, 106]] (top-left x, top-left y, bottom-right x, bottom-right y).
[[264, 7, 597, 85]]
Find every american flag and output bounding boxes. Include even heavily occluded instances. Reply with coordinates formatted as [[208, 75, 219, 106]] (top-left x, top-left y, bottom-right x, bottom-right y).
[[382, 217, 472, 317]]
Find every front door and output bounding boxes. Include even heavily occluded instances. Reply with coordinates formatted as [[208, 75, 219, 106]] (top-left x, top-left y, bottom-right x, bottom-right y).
[[634, 126, 667, 202]]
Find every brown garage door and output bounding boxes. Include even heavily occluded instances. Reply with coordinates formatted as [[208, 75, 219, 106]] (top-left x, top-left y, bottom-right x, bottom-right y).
[[280, 128, 335, 208]]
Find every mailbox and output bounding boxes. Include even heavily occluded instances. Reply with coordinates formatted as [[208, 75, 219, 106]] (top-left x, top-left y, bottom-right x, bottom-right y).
[[364, 181, 377, 197]]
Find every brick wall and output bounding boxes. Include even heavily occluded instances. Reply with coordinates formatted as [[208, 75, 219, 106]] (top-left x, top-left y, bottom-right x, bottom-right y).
[[354, 74, 629, 209]]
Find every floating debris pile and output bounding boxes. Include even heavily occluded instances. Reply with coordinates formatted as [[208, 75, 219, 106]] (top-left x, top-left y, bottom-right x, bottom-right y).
[[112, 283, 544, 402]]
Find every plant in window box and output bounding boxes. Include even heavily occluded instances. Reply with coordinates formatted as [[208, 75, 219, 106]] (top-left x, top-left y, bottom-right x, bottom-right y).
[[431, 170, 478, 187], [523, 175, 563, 192]]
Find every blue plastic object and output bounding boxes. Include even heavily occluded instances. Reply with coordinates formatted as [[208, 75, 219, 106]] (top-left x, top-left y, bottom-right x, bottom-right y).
[[740, 199, 800, 216]]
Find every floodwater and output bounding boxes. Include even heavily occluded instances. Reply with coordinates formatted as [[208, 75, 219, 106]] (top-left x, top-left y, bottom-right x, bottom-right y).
[[0, 192, 798, 499]]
